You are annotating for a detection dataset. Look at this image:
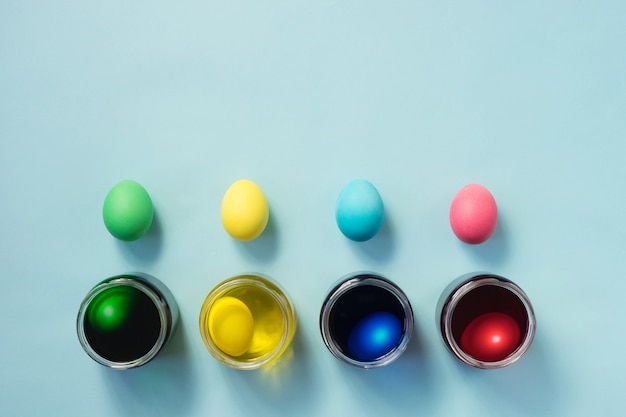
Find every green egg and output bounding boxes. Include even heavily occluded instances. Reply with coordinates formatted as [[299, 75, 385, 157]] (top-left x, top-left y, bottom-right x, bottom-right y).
[[87, 286, 137, 332], [103, 180, 153, 241]]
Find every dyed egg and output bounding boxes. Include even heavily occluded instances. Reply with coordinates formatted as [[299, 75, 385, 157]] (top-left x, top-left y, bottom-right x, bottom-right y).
[[336, 179, 384, 242], [87, 286, 137, 332], [460, 312, 521, 362], [449, 183, 497, 244], [208, 297, 255, 357], [103, 180, 154, 241], [221, 179, 269, 241], [347, 312, 402, 361]]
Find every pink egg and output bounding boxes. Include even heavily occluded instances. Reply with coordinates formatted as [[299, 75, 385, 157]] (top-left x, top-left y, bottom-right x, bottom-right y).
[[449, 184, 498, 244]]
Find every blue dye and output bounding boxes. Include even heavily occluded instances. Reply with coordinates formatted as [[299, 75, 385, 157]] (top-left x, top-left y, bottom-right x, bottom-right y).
[[347, 312, 403, 361]]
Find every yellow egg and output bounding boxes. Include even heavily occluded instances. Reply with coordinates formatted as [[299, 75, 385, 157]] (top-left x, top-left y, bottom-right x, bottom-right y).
[[221, 179, 269, 241], [208, 297, 255, 357]]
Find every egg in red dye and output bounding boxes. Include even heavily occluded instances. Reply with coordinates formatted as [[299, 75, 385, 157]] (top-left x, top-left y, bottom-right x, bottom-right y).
[[449, 184, 498, 244], [460, 312, 521, 362]]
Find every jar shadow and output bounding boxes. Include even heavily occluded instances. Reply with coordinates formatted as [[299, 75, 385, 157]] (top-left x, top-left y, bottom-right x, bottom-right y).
[[221, 326, 318, 415], [339, 320, 438, 414], [452, 328, 561, 416], [100, 319, 197, 417]]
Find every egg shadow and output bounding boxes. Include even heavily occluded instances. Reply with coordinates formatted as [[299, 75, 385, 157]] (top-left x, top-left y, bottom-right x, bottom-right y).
[[451, 327, 561, 416], [100, 318, 197, 417], [221, 325, 318, 416], [461, 212, 510, 266], [340, 319, 437, 415], [349, 210, 396, 264], [115, 210, 163, 265], [234, 212, 280, 264]]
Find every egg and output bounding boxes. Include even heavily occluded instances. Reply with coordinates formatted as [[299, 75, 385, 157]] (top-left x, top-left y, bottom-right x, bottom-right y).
[[221, 179, 269, 241], [87, 286, 136, 332], [102, 180, 154, 241], [460, 312, 521, 362], [335, 179, 384, 242], [449, 183, 498, 244], [208, 297, 255, 357], [347, 312, 403, 361]]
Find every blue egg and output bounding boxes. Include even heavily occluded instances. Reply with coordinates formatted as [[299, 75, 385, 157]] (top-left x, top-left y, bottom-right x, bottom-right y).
[[347, 312, 403, 362], [335, 179, 384, 242]]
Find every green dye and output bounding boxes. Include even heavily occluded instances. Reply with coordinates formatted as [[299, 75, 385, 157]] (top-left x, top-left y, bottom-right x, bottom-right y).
[[84, 285, 161, 362]]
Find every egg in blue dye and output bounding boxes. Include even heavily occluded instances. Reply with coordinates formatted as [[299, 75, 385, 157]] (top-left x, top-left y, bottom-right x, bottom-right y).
[[347, 312, 403, 362], [335, 179, 384, 242]]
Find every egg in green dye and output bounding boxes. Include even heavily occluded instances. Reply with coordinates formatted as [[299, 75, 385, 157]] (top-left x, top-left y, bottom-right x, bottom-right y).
[[87, 286, 137, 332], [103, 180, 153, 241]]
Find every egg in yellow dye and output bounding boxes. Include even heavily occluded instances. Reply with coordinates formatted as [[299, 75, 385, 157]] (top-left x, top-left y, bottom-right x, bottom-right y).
[[208, 297, 255, 357], [221, 179, 269, 241]]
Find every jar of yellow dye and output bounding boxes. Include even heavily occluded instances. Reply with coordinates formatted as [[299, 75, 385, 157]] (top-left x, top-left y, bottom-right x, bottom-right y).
[[199, 274, 296, 369]]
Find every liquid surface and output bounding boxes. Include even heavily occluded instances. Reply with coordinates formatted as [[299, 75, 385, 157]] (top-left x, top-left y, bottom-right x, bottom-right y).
[[328, 284, 405, 358], [84, 285, 161, 362], [208, 283, 286, 361], [450, 283, 528, 344]]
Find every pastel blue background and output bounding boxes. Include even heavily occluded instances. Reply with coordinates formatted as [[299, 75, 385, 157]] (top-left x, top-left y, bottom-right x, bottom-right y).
[[1, 1, 625, 416]]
